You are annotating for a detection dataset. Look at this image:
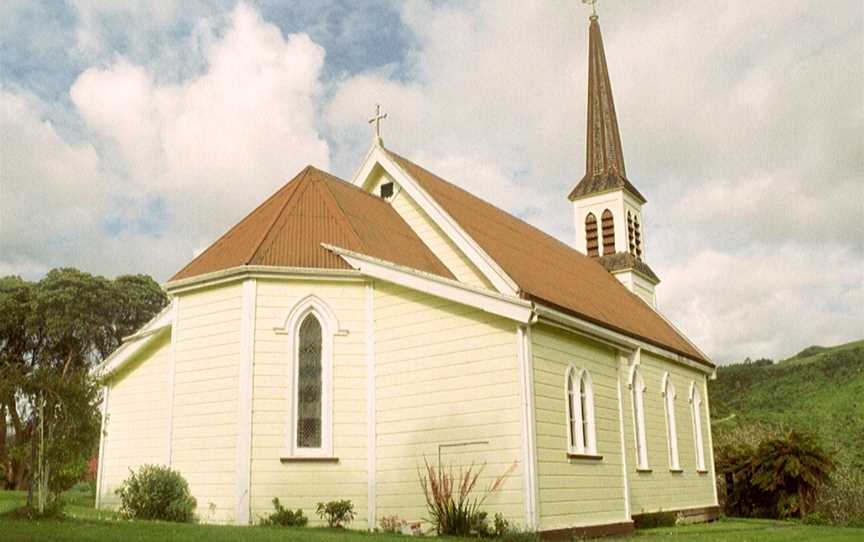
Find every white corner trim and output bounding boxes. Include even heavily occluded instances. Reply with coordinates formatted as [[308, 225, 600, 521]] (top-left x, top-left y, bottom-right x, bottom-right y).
[[516, 325, 540, 530], [236, 279, 257, 525], [352, 147, 519, 296], [166, 298, 179, 466], [95, 383, 110, 509], [702, 376, 720, 506], [533, 303, 714, 374], [323, 244, 533, 324], [365, 282, 377, 530], [615, 354, 631, 520]]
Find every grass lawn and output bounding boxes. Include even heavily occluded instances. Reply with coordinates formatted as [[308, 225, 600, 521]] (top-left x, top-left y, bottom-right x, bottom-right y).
[[1, 490, 862, 541]]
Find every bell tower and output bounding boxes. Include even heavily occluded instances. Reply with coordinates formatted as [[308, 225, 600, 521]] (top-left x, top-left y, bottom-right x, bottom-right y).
[[569, 12, 660, 307]]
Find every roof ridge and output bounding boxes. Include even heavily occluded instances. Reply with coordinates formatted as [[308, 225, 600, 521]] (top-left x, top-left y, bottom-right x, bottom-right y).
[[386, 149, 586, 259], [315, 173, 368, 254], [171, 171, 305, 280], [245, 166, 316, 264]]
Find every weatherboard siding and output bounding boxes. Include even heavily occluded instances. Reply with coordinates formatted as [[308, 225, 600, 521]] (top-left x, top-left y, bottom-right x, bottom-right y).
[[98, 333, 172, 508], [623, 351, 717, 514], [385, 181, 493, 290], [249, 279, 370, 527], [171, 283, 243, 524], [373, 282, 524, 528], [531, 324, 629, 530]]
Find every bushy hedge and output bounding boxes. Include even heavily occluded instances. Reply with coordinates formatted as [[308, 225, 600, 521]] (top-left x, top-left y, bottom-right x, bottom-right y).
[[259, 498, 307, 527], [116, 465, 196, 522]]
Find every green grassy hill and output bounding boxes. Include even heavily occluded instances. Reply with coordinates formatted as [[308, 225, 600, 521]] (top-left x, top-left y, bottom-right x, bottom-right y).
[[708, 340, 864, 468]]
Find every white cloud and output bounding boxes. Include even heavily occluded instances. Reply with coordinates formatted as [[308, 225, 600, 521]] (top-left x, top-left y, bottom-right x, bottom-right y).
[[2, 2, 330, 279], [326, 0, 863, 362]]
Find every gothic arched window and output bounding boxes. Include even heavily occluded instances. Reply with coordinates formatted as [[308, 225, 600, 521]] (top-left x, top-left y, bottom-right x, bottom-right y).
[[601, 210, 615, 255], [297, 314, 323, 449], [690, 382, 707, 472], [630, 365, 649, 469], [566, 367, 597, 455], [627, 211, 643, 260], [585, 213, 599, 258], [662, 373, 680, 470]]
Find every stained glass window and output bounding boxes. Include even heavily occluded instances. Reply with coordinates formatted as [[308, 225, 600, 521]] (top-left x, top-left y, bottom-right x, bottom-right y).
[[297, 314, 322, 449]]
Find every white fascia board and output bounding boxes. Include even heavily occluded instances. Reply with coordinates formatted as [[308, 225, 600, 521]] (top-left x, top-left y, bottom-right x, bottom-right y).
[[350, 145, 520, 297], [97, 326, 171, 380], [533, 303, 714, 374], [94, 303, 175, 379], [164, 266, 364, 294], [324, 243, 533, 324]]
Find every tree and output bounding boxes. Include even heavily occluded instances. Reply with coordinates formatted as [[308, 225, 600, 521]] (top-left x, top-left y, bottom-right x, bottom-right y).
[[0, 268, 168, 512], [751, 431, 835, 518]]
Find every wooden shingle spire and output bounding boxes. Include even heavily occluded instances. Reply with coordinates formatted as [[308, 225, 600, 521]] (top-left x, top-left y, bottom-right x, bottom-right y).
[[569, 13, 646, 204]]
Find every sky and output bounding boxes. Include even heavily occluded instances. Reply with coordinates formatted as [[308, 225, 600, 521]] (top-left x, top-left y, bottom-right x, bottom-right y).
[[1, 0, 862, 363]]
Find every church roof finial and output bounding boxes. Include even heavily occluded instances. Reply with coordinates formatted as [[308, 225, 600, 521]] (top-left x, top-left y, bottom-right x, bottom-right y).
[[368, 103, 387, 147], [569, 4, 646, 204]]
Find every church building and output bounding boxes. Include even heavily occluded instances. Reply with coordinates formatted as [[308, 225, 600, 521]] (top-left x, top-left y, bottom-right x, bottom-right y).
[[96, 12, 719, 538]]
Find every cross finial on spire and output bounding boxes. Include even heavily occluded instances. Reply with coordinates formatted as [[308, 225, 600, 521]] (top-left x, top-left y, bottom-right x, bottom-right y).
[[582, 0, 598, 18], [368, 104, 387, 146]]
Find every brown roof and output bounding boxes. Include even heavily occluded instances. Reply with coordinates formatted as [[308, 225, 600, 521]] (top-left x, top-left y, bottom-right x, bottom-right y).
[[386, 150, 710, 366], [568, 15, 646, 204], [599, 252, 661, 284], [170, 166, 455, 282]]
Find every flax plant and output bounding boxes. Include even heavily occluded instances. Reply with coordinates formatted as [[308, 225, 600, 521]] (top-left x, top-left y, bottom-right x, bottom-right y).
[[418, 457, 516, 536]]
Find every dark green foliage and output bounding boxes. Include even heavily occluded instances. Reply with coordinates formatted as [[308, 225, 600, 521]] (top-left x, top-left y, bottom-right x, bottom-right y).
[[717, 431, 834, 519], [259, 498, 307, 527], [116, 465, 196, 522], [633, 511, 678, 529], [315, 500, 355, 528], [0, 268, 168, 506]]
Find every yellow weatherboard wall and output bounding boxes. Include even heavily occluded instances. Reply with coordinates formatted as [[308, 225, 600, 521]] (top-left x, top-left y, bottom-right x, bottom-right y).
[[531, 324, 628, 530], [98, 332, 171, 508], [373, 282, 524, 527], [622, 351, 717, 514], [171, 283, 243, 524], [368, 168, 493, 290], [249, 279, 370, 527]]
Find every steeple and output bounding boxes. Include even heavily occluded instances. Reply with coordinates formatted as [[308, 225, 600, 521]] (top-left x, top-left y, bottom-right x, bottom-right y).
[[569, 15, 645, 204], [569, 11, 660, 308]]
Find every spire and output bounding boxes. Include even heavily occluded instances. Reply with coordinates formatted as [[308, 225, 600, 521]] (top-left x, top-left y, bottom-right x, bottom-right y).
[[569, 14, 646, 204]]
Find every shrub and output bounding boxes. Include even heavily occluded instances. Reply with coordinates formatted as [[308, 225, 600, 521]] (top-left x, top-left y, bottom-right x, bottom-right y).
[[259, 498, 307, 527], [418, 457, 517, 536], [811, 465, 864, 527], [115, 464, 196, 522], [379, 514, 403, 533], [316, 499, 355, 528]]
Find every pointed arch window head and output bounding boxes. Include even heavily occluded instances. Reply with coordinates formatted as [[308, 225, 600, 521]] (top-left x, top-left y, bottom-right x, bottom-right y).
[[585, 213, 599, 258], [662, 373, 680, 471], [690, 382, 707, 472], [629, 365, 649, 470], [278, 295, 338, 458], [601, 210, 615, 255], [566, 366, 597, 456]]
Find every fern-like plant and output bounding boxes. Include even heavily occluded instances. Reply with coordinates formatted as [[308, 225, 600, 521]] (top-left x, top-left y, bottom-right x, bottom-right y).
[[750, 431, 835, 518]]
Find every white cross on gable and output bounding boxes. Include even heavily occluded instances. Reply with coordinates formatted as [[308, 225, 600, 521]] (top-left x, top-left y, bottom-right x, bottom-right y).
[[368, 104, 387, 146]]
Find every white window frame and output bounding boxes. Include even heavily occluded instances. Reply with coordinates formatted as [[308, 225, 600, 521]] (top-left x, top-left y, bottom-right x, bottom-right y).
[[628, 364, 649, 470], [277, 295, 338, 458], [661, 373, 680, 470], [565, 366, 597, 455], [689, 381, 706, 472]]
